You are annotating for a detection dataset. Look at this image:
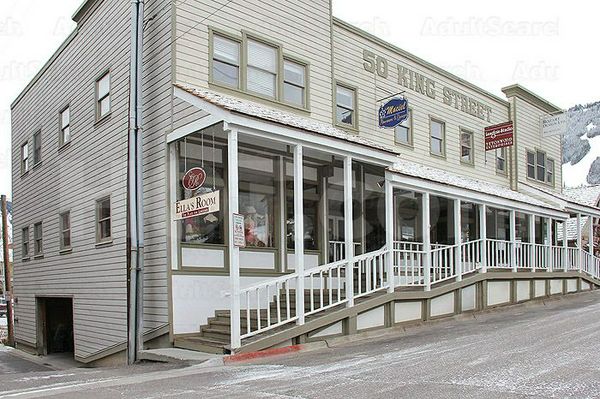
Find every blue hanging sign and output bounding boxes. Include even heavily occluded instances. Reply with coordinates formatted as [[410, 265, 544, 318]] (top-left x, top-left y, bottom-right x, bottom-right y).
[[378, 97, 408, 129]]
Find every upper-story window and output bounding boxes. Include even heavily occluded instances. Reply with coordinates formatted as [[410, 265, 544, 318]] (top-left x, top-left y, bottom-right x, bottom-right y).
[[59, 107, 71, 146], [394, 109, 412, 146], [22, 226, 29, 259], [430, 118, 445, 157], [527, 150, 554, 185], [212, 34, 240, 88], [496, 147, 507, 174], [460, 129, 474, 165], [96, 71, 111, 120], [335, 84, 356, 128], [283, 59, 306, 107], [21, 142, 29, 174], [33, 130, 42, 165], [60, 211, 71, 251], [246, 39, 278, 99], [96, 196, 112, 243], [34, 221, 43, 256]]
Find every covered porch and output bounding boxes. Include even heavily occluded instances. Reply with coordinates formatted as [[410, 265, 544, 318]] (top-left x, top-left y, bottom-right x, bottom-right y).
[[169, 84, 600, 353]]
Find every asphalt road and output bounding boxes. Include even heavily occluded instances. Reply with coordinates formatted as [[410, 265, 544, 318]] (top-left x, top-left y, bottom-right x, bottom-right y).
[[3, 291, 600, 398]]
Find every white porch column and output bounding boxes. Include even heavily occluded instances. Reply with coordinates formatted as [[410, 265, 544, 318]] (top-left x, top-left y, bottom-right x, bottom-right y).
[[479, 204, 487, 273], [577, 213, 582, 271], [344, 156, 354, 307], [529, 214, 535, 272], [385, 180, 395, 293], [562, 219, 568, 272], [454, 199, 462, 282], [227, 129, 241, 350], [293, 145, 305, 325], [510, 210, 517, 272], [589, 215, 595, 257], [423, 192, 431, 291], [546, 218, 552, 272]]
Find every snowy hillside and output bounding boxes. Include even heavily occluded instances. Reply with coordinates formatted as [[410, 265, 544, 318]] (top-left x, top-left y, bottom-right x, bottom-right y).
[[562, 102, 600, 187]]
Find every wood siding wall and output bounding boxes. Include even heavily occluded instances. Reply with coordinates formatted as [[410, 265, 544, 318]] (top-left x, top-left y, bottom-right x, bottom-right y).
[[10, 0, 172, 361]]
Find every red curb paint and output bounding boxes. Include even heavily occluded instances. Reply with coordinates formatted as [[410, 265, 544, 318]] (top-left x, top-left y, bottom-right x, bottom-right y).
[[224, 345, 303, 363]]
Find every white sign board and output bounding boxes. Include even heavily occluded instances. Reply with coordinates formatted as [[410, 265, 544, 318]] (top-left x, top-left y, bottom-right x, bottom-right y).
[[541, 112, 567, 137], [232, 213, 246, 247], [174, 191, 220, 220]]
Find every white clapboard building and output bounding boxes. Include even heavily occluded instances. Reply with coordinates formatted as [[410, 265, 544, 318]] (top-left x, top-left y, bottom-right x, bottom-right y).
[[10, 0, 600, 364]]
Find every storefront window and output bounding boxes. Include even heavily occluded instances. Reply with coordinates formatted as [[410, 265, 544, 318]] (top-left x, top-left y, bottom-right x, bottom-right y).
[[239, 151, 277, 248], [178, 132, 225, 245], [286, 162, 320, 251]]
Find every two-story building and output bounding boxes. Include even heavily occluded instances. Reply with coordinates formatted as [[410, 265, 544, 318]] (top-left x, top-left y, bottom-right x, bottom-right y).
[[11, 0, 600, 365]]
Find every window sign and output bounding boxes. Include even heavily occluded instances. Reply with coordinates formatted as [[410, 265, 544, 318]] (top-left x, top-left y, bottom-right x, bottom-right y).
[[182, 167, 207, 191], [174, 191, 220, 220], [232, 213, 246, 247]]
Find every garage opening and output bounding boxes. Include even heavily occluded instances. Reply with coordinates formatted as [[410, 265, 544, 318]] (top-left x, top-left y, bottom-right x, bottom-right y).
[[38, 297, 74, 355]]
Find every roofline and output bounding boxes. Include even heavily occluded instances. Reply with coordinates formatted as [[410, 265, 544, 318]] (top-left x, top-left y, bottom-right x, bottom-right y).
[[501, 84, 562, 114], [10, 28, 79, 110], [72, 0, 101, 23], [332, 17, 510, 108]]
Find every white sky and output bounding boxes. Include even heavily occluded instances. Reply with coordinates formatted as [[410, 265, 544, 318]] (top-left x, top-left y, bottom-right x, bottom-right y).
[[1, 0, 599, 199]]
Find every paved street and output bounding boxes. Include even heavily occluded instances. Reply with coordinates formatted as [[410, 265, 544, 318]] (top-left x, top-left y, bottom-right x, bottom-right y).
[[3, 291, 600, 398]]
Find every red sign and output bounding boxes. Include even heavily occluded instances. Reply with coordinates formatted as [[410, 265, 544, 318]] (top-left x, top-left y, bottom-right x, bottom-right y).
[[182, 167, 206, 190], [484, 121, 514, 151]]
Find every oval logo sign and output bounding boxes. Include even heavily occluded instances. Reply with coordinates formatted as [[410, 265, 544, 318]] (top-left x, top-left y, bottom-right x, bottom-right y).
[[182, 167, 206, 190], [379, 97, 408, 129]]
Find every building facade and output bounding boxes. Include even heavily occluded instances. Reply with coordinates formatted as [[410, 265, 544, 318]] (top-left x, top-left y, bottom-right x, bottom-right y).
[[10, 0, 600, 363]]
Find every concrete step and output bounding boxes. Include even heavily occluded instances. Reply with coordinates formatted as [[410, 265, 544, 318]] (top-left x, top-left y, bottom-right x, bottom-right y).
[[201, 328, 231, 341]]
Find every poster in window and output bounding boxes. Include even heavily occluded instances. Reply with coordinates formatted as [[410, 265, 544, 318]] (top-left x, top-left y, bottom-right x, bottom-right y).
[[232, 213, 246, 248]]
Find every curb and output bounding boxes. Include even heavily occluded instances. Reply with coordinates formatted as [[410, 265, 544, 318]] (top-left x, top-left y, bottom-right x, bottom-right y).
[[224, 341, 328, 364]]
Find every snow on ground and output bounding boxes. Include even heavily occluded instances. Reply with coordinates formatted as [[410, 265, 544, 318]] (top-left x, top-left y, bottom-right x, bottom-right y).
[[563, 123, 600, 187]]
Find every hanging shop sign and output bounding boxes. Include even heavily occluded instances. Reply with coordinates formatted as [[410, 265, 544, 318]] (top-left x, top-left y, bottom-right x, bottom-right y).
[[484, 121, 514, 151], [232, 213, 246, 248], [182, 167, 206, 191], [541, 112, 567, 137], [174, 190, 220, 220], [378, 97, 409, 129]]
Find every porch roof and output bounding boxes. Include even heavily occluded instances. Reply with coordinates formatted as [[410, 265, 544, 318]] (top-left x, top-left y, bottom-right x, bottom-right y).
[[174, 84, 400, 155], [388, 159, 566, 216], [521, 183, 600, 217]]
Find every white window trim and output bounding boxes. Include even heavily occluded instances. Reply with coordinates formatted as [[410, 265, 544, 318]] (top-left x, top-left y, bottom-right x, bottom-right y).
[[459, 129, 474, 165], [429, 117, 446, 158], [96, 196, 112, 244], [95, 71, 111, 121]]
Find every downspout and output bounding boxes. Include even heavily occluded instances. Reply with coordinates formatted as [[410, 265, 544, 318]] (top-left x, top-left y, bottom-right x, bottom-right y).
[[127, 0, 145, 365]]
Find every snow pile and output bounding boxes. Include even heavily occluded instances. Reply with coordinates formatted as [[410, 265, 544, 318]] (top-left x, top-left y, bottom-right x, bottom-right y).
[[390, 159, 558, 210], [175, 84, 399, 154], [562, 102, 600, 187]]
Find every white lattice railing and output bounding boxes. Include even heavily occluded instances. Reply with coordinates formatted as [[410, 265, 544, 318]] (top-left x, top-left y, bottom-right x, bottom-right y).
[[461, 239, 483, 274], [431, 244, 458, 284]]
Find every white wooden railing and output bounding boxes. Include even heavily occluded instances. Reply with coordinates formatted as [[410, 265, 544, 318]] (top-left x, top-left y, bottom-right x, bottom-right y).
[[238, 240, 600, 341]]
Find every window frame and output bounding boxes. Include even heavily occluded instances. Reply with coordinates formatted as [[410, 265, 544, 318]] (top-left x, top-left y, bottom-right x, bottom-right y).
[[59, 105, 71, 147], [282, 57, 308, 109], [243, 33, 281, 101], [33, 130, 42, 166], [33, 221, 43, 257], [334, 81, 358, 131], [96, 196, 112, 244], [496, 147, 507, 175], [22, 226, 30, 260], [429, 116, 446, 158], [59, 211, 72, 251], [459, 128, 474, 166], [394, 108, 413, 147], [526, 149, 555, 186], [95, 70, 111, 121], [209, 28, 242, 90], [20, 141, 29, 175]]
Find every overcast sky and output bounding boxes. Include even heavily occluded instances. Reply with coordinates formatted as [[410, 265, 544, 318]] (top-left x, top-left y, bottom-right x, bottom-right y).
[[1, 0, 598, 199]]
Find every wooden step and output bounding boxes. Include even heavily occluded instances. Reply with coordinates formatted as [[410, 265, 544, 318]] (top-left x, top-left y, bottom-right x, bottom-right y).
[[174, 336, 230, 355]]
